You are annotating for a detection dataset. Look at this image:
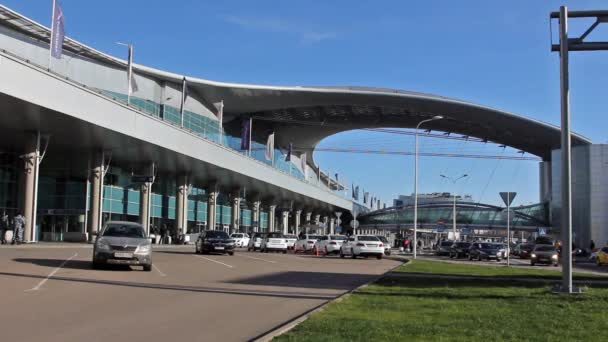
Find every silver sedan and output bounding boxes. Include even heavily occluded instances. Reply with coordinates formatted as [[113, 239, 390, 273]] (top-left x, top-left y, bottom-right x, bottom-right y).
[[92, 221, 152, 271]]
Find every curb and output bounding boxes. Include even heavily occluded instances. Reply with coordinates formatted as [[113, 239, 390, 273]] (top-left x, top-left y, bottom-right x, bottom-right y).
[[250, 259, 407, 342]]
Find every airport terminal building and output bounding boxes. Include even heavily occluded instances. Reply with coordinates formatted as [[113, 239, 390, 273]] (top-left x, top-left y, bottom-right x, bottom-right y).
[[0, 5, 606, 247]]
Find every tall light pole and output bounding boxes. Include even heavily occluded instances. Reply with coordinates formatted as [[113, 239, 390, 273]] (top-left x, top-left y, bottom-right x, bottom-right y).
[[413, 115, 443, 259], [440, 174, 468, 240]]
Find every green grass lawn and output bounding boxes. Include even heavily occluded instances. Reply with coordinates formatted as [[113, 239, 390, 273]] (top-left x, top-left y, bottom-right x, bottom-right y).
[[274, 260, 608, 342], [395, 259, 604, 279]]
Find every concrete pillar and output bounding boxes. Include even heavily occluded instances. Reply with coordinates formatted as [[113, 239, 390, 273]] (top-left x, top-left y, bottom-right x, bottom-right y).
[[314, 214, 321, 225], [207, 184, 218, 231], [539, 161, 552, 203], [139, 182, 151, 234], [88, 152, 105, 242], [230, 190, 241, 234], [268, 205, 276, 232], [294, 209, 302, 235], [21, 133, 40, 243], [252, 200, 261, 232], [282, 210, 289, 235], [323, 216, 329, 235], [329, 218, 335, 235], [176, 175, 189, 236]]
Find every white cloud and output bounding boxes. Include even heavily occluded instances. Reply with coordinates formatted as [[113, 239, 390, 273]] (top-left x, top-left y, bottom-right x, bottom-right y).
[[222, 15, 338, 45]]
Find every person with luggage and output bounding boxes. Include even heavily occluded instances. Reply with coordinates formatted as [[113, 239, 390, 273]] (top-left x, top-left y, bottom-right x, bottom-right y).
[[12, 212, 25, 245]]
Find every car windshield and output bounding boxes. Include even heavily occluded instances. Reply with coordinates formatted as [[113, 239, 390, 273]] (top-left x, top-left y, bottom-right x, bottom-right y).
[[231, 234, 243, 238], [206, 231, 229, 239], [440, 241, 453, 247], [332, 235, 347, 241], [535, 245, 556, 252], [268, 233, 284, 238], [285, 235, 297, 239], [493, 244, 505, 249], [376, 236, 388, 243], [102, 224, 145, 238], [308, 235, 320, 240], [359, 236, 380, 242], [480, 243, 495, 249], [454, 242, 470, 247]]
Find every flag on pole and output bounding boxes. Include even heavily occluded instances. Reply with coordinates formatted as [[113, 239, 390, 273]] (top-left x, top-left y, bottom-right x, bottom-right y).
[[285, 143, 292, 162], [50, 0, 65, 59], [214, 100, 224, 135], [265, 132, 275, 162], [127, 44, 138, 97], [240, 118, 251, 150], [300, 152, 307, 178]]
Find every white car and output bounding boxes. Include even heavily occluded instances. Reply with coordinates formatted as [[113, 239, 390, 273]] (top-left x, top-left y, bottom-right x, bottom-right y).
[[284, 234, 298, 250], [294, 234, 322, 253], [340, 235, 385, 259], [247, 232, 265, 251], [316, 235, 348, 255], [230, 233, 250, 248], [261, 232, 288, 253], [376, 235, 392, 256]]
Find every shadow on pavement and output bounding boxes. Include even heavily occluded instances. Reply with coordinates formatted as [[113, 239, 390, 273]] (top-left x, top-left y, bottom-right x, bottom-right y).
[[12, 258, 135, 271], [224, 271, 377, 290]]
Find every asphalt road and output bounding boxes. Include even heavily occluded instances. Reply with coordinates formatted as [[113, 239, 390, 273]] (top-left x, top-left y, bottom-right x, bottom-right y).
[[0, 245, 401, 342]]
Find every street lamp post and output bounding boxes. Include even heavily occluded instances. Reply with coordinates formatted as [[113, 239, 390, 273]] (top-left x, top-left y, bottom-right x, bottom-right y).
[[440, 174, 468, 240], [413, 115, 443, 259]]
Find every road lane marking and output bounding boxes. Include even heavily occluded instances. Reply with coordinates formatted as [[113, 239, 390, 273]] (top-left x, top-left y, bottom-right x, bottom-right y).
[[237, 254, 277, 264], [153, 264, 167, 277], [25, 252, 78, 292], [194, 255, 234, 268]]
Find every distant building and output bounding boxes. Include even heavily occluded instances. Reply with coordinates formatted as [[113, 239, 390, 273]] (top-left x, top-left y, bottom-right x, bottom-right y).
[[393, 193, 473, 207]]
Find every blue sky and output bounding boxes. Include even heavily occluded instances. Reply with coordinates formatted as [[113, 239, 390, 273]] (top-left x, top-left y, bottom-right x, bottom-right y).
[[4, 0, 607, 206]]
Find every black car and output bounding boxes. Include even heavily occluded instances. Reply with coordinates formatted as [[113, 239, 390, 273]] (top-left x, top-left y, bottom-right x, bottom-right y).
[[449, 242, 471, 259], [195, 230, 235, 255], [436, 241, 454, 256], [468, 242, 503, 261]]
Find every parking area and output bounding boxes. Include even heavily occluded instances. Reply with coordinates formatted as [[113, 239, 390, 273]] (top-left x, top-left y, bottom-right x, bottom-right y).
[[0, 245, 400, 342]]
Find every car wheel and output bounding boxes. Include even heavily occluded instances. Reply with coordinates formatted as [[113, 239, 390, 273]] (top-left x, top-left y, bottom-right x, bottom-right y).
[[531, 261, 535, 266], [497, 258, 501, 262], [229, 252, 234, 256], [377, 255, 383, 260], [351, 249, 356, 259], [247, 246, 251, 252], [449, 253, 454, 259], [283, 250, 287, 254], [92, 261, 101, 270], [468, 254, 473, 261], [478, 255, 482, 261], [553, 262, 559, 267], [143, 264, 152, 272]]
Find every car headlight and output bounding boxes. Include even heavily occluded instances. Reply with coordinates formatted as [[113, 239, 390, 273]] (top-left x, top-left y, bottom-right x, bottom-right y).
[[551, 254, 558, 259], [531, 254, 537, 258], [497, 252, 502, 256], [96, 239, 111, 251], [136, 244, 151, 253]]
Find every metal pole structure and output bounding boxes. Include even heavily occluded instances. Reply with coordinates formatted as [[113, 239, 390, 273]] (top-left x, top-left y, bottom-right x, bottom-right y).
[[507, 193, 511, 267], [440, 174, 468, 241], [413, 115, 443, 259], [559, 6, 573, 293]]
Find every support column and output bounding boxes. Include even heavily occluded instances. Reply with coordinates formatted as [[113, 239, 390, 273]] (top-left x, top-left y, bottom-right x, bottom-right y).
[[294, 209, 302, 235], [314, 214, 321, 226], [230, 189, 241, 234], [323, 216, 329, 235], [206, 183, 218, 231], [88, 152, 105, 242], [329, 218, 335, 235], [176, 175, 189, 236], [252, 200, 261, 232], [139, 163, 154, 235], [268, 204, 276, 232], [282, 210, 289, 235], [21, 133, 40, 243]]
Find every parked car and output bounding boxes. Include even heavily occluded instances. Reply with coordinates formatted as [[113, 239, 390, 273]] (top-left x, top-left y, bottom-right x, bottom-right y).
[[594, 247, 608, 266], [247, 232, 265, 251], [468, 242, 503, 261], [340, 235, 384, 259], [294, 234, 321, 253], [230, 233, 250, 248], [195, 230, 235, 255], [376, 236, 392, 256], [92, 221, 152, 271], [284, 234, 298, 250], [530, 245, 559, 266], [317, 235, 348, 255], [449, 242, 471, 259], [515, 243, 535, 259], [261, 232, 288, 253], [493, 243, 508, 259], [436, 241, 454, 256]]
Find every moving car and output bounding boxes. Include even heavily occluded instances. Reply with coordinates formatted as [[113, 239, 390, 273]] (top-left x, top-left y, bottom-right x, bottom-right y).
[[514, 243, 535, 259], [530, 245, 559, 266], [376, 236, 392, 256], [92, 221, 152, 271], [294, 234, 321, 253], [340, 235, 384, 259], [230, 233, 250, 248], [595, 247, 608, 266], [195, 230, 235, 255], [284, 234, 298, 250], [468, 242, 503, 261], [493, 243, 508, 259], [316, 235, 348, 255], [449, 241, 471, 259], [261, 232, 288, 253], [247, 232, 265, 251], [436, 241, 454, 256]]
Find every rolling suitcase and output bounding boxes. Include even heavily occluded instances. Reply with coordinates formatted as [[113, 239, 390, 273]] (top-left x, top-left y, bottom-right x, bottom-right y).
[[4, 230, 13, 243]]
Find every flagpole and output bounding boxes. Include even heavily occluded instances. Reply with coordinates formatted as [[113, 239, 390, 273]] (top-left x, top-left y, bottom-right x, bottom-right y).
[[180, 77, 186, 128], [127, 44, 133, 106], [248, 117, 252, 157], [48, 0, 56, 69], [219, 100, 224, 144]]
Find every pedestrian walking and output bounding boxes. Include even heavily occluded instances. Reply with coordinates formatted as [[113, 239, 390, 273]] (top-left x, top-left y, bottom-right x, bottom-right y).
[[0, 211, 8, 244], [12, 212, 25, 245]]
